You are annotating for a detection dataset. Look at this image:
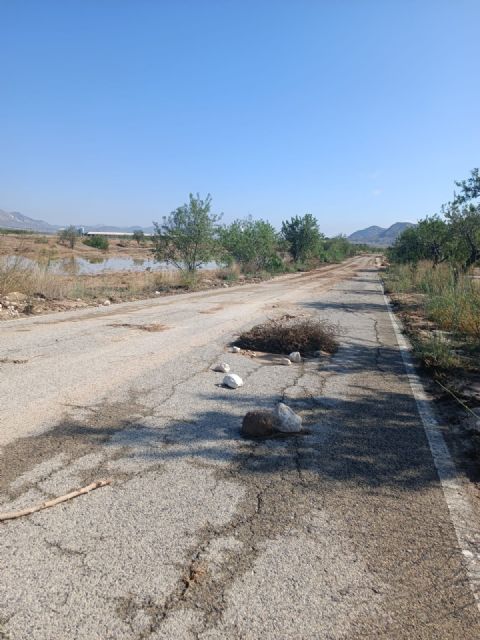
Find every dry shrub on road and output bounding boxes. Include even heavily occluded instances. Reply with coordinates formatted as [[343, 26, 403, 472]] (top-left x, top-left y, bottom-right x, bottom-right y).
[[236, 316, 338, 356]]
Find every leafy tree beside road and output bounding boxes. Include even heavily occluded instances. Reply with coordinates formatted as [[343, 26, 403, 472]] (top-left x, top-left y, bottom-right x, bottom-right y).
[[281, 214, 323, 263], [152, 193, 222, 272], [389, 169, 480, 271], [219, 217, 280, 272], [389, 216, 449, 266]]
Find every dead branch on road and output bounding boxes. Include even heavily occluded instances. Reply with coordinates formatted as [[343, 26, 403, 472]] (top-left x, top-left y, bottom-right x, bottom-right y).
[[0, 480, 111, 522]]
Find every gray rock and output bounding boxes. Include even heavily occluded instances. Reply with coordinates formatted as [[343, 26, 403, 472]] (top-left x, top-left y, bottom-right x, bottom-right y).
[[223, 373, 244, 389], [288, 351, 302, 363], [275, 402, 302, 433], [6, 292, 28, 302], [241, 411, 280, 438], [213, 362, 230, 373], [231, 346, 241, 353]]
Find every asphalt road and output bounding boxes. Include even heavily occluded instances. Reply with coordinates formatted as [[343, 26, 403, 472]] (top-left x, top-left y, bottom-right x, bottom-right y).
[[1, 256, 479, 639]]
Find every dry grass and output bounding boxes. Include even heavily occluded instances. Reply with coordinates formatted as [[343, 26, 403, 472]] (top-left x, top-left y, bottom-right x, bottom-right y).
[[384, 261, 480, 341], [0, 256, 70, 298], [236, 316, 338, 356]]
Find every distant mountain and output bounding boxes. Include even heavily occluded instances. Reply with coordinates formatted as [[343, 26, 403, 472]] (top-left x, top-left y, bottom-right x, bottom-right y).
[[0, 209, 155, 234], [348, 222, 415, 246], [0, 209, 58, 232]]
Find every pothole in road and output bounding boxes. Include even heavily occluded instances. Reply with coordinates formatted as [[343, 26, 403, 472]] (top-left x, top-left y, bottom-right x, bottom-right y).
[[107, 323, 169, 332]]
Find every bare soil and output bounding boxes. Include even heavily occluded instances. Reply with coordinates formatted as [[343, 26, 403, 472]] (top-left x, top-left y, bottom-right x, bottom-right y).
[[0, 231, 153, 260]]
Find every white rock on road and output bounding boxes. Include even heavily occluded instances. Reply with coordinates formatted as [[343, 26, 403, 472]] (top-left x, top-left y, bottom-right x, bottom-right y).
[[213, 362, 231, 373], [223, 373, 244, 389], [231, 346, 241, 353], [275, 402, 302, 433], [288, 351, 302, 363]]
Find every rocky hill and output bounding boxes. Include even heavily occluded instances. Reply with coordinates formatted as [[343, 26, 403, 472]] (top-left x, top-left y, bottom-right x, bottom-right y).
[[0, 209, 58, 232], [348, 222, 415, 246]]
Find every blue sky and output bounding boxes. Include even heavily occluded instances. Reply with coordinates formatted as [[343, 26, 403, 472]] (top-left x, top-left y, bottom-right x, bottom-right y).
[[1, 1, 479, 235]]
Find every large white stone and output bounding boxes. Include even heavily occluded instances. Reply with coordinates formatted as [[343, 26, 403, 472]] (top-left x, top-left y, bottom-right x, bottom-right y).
[[275, 402, 302, 433], [223, 374, 244, 389], [288, 351, 302, 363]]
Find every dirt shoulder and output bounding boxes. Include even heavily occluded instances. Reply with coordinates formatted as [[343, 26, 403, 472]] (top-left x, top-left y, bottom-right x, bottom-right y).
[[0, 268, 270, 320]]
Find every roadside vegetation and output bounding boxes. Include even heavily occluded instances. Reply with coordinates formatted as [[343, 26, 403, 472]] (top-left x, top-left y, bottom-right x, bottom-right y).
[[0, 192, 369, 318], [384, 169, 480, 445], [152, 192, 367, 280]]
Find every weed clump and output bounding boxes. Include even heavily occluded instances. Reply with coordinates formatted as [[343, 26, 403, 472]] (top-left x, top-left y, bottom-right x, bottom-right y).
[[235, 316, 338, 356]]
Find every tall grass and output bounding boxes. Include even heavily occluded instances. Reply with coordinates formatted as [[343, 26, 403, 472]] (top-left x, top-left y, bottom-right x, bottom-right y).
[[384, 261, 480, 341], [0, 256, 70, 298]]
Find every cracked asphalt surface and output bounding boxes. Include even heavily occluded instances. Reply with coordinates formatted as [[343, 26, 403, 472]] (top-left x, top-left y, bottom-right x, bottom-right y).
[[1, 256, 480, 639]]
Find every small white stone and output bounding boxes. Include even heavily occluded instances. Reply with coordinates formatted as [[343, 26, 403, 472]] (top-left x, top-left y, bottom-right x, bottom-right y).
[[232, 346, 241, 353], [223, 374, 244, 389], [279, 358, 292, 366], [155, 290, 161, 295], [213, 362, 230, 373], [288, 351, 302, 363], [275, 402, 302, 433], [103, 299, 111, 306]]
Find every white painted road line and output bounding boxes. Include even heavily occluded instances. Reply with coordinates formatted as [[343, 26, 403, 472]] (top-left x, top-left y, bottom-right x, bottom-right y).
[[384, 292, 480, 612]]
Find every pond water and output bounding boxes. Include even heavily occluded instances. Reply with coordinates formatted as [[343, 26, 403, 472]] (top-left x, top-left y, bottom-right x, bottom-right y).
[[5, 255, 217, 275], [47, 256, 168, 275]]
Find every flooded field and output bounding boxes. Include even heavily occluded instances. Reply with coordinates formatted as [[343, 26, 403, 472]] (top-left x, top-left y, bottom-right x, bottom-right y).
[[5, 255, 217, 275]]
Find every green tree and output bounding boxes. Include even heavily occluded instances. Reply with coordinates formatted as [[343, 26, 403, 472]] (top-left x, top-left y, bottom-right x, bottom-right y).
[[152, 193, 222, 272], [444, 204, 480, 269], [281, 214, 323, 263], [220, 217, 280, 272], [443, 169, 480, 269], [390, 216, 449, 266], [388, 227, 420, 263], [132, 229, 145, 245], [321, 235, 355, 262], [416, 216, 449, 266], [58, 225, 79, 249], [453, 168, 480, 204]]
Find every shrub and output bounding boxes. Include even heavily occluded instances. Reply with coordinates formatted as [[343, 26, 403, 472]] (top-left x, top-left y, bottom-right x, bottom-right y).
[[235, 316, 338, 356], [83, 235, 109, 250], [58, 226, 79, 248], [413, 335, 460, 371]]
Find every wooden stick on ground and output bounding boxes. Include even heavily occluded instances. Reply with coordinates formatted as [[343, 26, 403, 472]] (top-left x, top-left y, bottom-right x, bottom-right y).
[[0, 480, 111, 523]]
